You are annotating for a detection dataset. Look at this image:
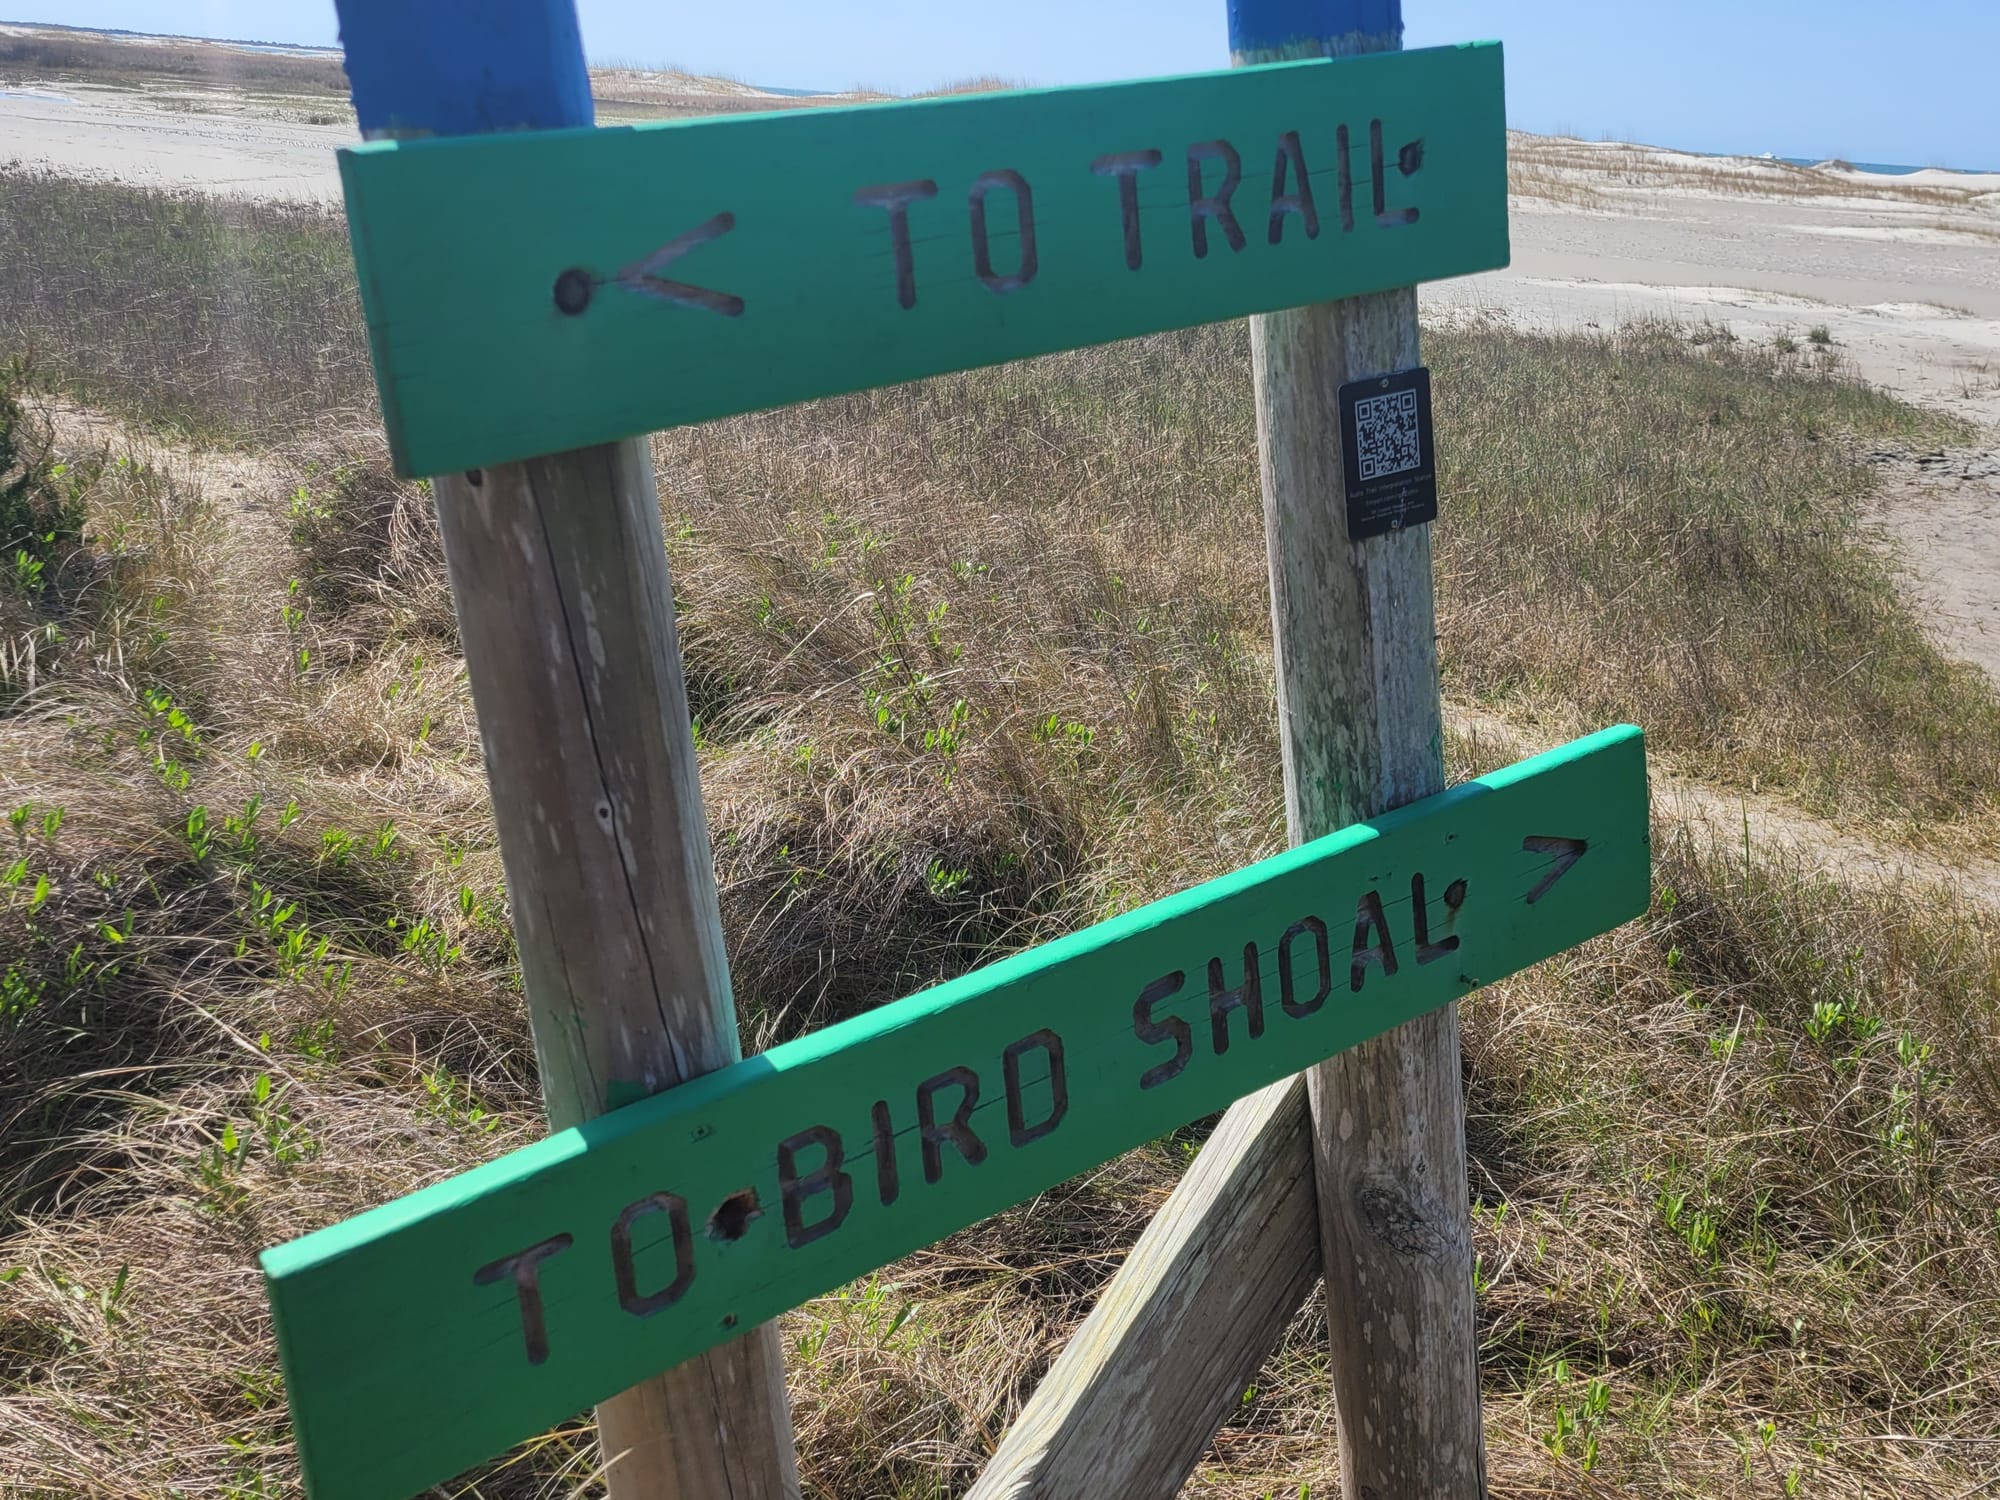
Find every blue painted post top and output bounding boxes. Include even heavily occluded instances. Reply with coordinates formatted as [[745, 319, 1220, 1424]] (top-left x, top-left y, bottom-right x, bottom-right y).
[[1228, 0, 1403, 54], [335, 0, 593, 138]]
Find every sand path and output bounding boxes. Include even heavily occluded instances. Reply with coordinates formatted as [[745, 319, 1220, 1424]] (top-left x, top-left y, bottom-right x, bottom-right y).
[[1454, 709, 2000, 912], [1863, 447, 2000, 683], [1426, 176, 2000, 690]]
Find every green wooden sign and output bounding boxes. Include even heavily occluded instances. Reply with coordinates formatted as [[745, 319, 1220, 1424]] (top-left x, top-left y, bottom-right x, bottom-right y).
[[339, 42, 1507, 476], [263, 726, 1647, 1500]]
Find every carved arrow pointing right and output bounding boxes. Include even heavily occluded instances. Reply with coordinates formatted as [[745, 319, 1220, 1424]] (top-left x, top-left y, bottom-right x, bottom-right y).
[[1521, 835, 1588, 905]]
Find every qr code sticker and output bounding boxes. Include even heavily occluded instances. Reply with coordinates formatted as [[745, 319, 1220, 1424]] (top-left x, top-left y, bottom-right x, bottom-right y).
[[1354, 388, 1422, 481]]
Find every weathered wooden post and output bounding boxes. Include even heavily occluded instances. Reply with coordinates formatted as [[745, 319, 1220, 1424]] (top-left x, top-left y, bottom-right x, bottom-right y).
[[265, 33, 1602, 1500], [330, 3, 800, 1496], [972, 6, 1490, 1494], [1235, 0, 1490, 1494]]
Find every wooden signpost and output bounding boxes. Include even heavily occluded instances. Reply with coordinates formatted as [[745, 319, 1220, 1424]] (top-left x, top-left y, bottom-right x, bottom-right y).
[[338, 44, 1506, 476], [267, 728, 1647, 1500], [270, 7, 1651, 1500]]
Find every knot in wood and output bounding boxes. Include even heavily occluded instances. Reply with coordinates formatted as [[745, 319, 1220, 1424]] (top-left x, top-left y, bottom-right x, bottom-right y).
[[1354, 1177, 1453, 1261]]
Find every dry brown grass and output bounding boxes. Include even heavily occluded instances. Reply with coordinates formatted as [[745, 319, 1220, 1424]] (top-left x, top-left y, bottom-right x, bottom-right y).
[[1919, 219, 2000, 243], [1431, 320, 1995, 844], [908, 76, 1034, 98], [1508, 145, 1609, 211], [4, 158, 2000, 1496], [0, 314, 1996, 1496], [0, 26, 349, 98], [0, 171, 368, 444], [12, 168, 1989, 848], [1507, 134, 1989, 212]]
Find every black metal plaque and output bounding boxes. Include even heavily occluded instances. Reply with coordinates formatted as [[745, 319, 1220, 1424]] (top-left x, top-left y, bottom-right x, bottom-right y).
[[1338, 366, 1438, 540]]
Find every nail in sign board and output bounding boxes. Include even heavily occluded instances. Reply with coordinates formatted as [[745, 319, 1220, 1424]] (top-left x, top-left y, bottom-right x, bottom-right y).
[[262, 726, 1649, 1500], [337, 42, 1508, 476]]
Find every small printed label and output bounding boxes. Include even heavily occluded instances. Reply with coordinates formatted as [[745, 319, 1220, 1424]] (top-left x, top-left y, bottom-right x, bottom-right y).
[[1339, 366, 1438, 540]]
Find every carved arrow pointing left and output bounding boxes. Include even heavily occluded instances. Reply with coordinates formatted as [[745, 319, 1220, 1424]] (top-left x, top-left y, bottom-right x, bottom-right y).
[[615, 211, 745, 317]]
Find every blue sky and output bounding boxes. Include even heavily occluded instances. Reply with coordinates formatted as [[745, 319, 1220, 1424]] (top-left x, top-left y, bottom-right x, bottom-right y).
[[36, 1, 2000, 168]]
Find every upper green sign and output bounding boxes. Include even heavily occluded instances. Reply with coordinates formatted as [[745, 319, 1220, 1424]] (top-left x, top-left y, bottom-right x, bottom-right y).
[[262, 726, 1645, 1500], [339, 43, 1507, 476]]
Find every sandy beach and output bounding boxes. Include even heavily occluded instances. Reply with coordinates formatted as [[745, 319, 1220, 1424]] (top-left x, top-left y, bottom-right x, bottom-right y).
[[0, 71, 352, 200], [1452, 139, 2000, 420], [4, 48, 1996, 678]]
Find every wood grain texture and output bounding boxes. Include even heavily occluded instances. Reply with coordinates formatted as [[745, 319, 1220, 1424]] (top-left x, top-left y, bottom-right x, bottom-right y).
[[322, 5, 803, 1495], [316, 8, 805, 1497], [337, 44, 1508, 475], [963, 1074, 1319, 1500], [1270, 275, 1489, 1500], [403, 449, 799, 1500], [1244, 18, 1492, 1497], [262, 729, 1649, 1500], [968, 21, 1509, 1495]]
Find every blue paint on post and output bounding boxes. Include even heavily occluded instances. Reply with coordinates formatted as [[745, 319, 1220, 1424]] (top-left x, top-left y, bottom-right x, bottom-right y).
[[1228, 0, 1402, 53], [335, 0, 592, 138]]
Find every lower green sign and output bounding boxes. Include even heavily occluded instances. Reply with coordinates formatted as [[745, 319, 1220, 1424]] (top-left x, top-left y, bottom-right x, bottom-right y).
[[262, 724, 1648, 1500]]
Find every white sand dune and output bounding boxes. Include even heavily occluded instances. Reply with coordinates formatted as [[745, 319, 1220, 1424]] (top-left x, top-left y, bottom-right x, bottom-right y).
[[1834, 165, 2000, 192]]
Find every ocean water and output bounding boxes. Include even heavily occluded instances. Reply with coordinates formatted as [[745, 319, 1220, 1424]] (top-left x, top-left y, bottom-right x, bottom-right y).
[[224, 43, 341, 57]]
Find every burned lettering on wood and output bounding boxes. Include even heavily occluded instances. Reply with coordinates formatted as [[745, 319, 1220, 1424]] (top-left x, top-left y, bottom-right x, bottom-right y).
[[1134, 971, 1192, 1089], [1522, 837, 1587, 904], [1092, 148, 1163, 269], [1371, 119, 1421, 227], [777, 1125, 854, 1249], [1279, 916, 1331, 1018], [464, 859, 1504, 1366], [337, 41, 1516, 480], [611, 1193, 696, 1317], [869, 1099, 900, 1206], [1412, 874, 1466, 964], [916, 1065, 988, 1182], [1001, 1029, 1069, 1147], [855, 179, 939, 309], [270, 722, 1647, 1500], [969, 168, 1038, 293], [1267, 130, 1319, 244], [1125, 866, 1473, 1094], [473, 1234, 572, 1366], [1207, 945, 1265, 1054], [1336, 121, 1357, 232], [616, 120, 1421, 327], [1186, 139, 1247, 256], [400, 745, 1626, 1419], [1351, 890, 1401, 991], [613, 211, 745, 316]]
